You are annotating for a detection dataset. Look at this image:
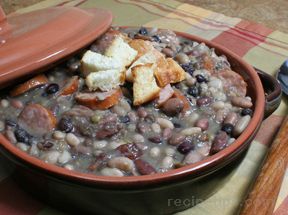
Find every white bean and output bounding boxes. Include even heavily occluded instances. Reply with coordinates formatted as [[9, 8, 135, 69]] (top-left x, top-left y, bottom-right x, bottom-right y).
[[111, 105, 126, 116], [53, 131, 66, 140], [100, 167, 124, 177], [64, 164, 74, 171], [108, 157, 135, 172], [119, 99, 131, 112], [0, 120, 4, 131], [157, 118, 174, 129], [165, 147, 176, 156], [183, 151, 203, 164], [161, 156, 174, 169], [109, 140, 126, 150], [151, 123, 161, 133], [233, 115, 251, 136], [16, 143, 29, 152], [0, 99, 9, 108], [228, 138, 236, 145], [150, 147, 161, 158], [58, 151, 72, 164], [5, 130, 17, 144], [186, 112, 200, 126], [29, 144, 39, 156], [41, 151, 61, 164], [211, 101, 225, 110], [185, 73, 196, 87], [132, 134, 145, 143], [181, 127, 201, 136], [231, 96, 253, 108], [208, 78, 222, 89], [65, 133, 80, 147], [93, 140, 108, 149]]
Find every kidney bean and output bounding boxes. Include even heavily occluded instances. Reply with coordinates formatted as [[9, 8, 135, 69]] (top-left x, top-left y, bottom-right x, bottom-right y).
[[148, 135, 163, 144], [117, 143, 143, 160], [233, 115, 251, 136], [136, 122, 151, 134], [195, 118, 209, 131], [108, 157, 135, 172], [96, 122, 121, 139], [10, 100, 23, 109], [100, 168, 124, 177], [177, 137, 194, 154], [161, 98, 184, 117], [210, 131, 228, 155], [37, 141, 54, 150], [215, 109, 229, 123], [231, 96, 253, 108], [168, 133, 186, 146], [137, 107, 148, 118], [183, 151, 203, 164], [162, 128, 172, 140], [224, 112, 238, 126], [162, 47, 174, 57], [135, 159, 156, 175], [196, 96, 212, 106]]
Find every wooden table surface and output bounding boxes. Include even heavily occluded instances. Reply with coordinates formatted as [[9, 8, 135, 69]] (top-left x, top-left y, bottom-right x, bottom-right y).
[[1, 0, 288, 33]]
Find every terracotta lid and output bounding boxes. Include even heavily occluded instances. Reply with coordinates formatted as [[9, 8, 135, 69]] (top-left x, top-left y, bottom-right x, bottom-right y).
[[0, 6, 112, 88]]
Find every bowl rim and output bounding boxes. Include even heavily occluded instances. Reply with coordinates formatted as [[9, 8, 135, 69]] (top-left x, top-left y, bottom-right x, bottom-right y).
[[0, 28, 265, 187]]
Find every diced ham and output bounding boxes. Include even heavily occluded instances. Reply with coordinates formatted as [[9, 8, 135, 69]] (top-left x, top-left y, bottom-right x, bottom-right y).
[[157, 84, 174, 106], [214, 69, 247, 97]]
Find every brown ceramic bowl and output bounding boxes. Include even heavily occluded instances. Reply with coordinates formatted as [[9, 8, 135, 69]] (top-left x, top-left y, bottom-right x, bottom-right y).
[[0, 8, 282, 215]]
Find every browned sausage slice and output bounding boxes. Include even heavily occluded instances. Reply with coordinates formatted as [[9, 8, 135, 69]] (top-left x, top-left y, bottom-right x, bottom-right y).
[[214, 69, 247, 97], [59, 76, 79, 96], [10, 74, 48, 97], [75, 88, 122, 110], [18, 104, 56, 136]]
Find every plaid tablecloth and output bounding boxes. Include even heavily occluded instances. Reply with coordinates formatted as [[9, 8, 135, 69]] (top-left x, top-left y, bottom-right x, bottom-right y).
[[1, 0, 288, 214]]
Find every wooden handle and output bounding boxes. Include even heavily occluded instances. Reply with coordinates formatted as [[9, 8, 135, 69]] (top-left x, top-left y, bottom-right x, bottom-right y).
[[240, 117, 288, 215]]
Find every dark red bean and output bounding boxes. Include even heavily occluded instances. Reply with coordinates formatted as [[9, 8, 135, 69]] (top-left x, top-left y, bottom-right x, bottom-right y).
[[37, 141, 54, 150], [196, 96, 212, 106], [135, 159, 156, 175], [210, 131, 228, 155], [117, 143, 143, 160], [137, 107, 148, 118], [162, 98, 184, 117], [168, 133, 186, 146], [195, 118, 209, 131], [136, 122, 151, 134], [177, 137, 194, 154], [96, 122, 121, 139], [87, 153, 107, 171], [148, 135, 163, 144]]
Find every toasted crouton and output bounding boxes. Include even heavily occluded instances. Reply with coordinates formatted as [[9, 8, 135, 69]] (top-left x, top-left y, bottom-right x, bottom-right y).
[[105, 35, 138, 68], [154, 57, 186, 87], [132, 64, 161, 106], [125, 49, 163, 82], [166, 58, 186, 83], [86, 69, 125, 92], [81, 51, 122, 77], [128, 39, 154, 60]]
